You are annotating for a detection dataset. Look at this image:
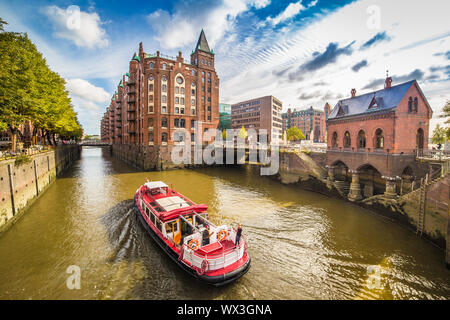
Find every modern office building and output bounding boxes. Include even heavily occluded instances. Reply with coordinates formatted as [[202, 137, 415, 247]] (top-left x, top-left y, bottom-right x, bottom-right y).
[[219, 103, 231, 131], [231, 96, 283, 144]]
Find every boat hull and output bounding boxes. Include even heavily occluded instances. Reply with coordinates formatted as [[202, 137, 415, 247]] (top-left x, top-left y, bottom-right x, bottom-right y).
[[134, 199, 251, 286]]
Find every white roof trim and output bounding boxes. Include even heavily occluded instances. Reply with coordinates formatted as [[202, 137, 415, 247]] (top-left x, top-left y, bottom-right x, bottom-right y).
[[145, 181, 169, 189]]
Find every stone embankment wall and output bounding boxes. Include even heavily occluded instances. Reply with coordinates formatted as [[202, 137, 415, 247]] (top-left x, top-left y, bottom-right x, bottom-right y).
[[0, 145, 80, 232], [277, 151, 449, 266]]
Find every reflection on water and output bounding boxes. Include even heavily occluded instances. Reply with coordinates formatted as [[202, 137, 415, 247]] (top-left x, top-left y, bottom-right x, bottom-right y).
[[0, 146, 448, 299]]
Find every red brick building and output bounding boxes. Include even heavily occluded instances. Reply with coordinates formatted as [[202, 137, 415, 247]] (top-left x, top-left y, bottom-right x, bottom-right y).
[[326, 76, 433, 200], [101, 30, 219, 146], [282, 106, 328, 142]]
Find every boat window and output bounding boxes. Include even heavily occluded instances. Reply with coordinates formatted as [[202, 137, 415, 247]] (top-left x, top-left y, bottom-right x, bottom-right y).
[[155, 219, 162, 232], [145, 206, 150, 217], [150, 213, 156, 225], [165, 221, 177, 234], [150, 201, 157, 207]]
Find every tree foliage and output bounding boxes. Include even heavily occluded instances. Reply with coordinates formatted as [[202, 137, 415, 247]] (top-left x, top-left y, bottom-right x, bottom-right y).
[[0, 18, 82, 150], [431, 124, 447, 144], [238, 126, 247, 139], [286, 126, 305, 141]]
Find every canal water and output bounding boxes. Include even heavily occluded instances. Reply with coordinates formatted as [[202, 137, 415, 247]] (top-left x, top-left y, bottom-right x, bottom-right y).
[[0, 146, 448, 299]]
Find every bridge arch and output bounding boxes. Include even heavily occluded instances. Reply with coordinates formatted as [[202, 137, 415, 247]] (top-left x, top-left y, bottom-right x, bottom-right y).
[[331, 160, 350, 181], [356, 163, 384, 196]]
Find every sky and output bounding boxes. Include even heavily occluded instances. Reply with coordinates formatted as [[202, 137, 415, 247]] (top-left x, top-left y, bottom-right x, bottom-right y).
[[0, 0, 449, 135]]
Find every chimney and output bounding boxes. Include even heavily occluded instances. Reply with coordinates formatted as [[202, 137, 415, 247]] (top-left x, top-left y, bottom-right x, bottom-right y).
[[384, 70, 392, 89], [139, 42, 143, 57], [351, 88, 356, 98]]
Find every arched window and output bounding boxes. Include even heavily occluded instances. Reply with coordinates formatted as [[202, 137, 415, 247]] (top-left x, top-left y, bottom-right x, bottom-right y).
[[162, 132, 168, 142], [375, 129, 384, 149], [149, 62, 153, 69], [413, 97, 418, 112], [343, 131, 351, 148], [162, 84, 167, 92], [162, 63, 167, 70], [175, 107, 179, 114], [175, 97, 179, 104], [332, 132, 338, 148], [358, 130, 366, 148], [192, 70, 196, 76], [161, 117, 167, 127], [408, 97, 413, 112], [149, 84, 153, 91], [161, 95, 167, 103]]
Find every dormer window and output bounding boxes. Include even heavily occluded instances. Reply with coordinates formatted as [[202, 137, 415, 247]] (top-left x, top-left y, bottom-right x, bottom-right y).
[[337, 106, 345, 117], [369, 97, 379, 109]]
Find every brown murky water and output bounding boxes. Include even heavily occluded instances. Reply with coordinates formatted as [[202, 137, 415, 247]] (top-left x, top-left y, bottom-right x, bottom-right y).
[[0, 146, 448, 299]]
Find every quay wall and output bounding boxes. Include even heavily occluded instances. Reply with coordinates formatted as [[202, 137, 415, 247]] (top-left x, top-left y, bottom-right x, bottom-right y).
[[0, 145, 80, 233], [111, 144, 449, 266], [277, 151, 449, 266]]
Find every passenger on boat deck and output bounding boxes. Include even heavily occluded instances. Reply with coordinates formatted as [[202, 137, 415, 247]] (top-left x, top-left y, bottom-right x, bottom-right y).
[[235, 224, 242, 246], [202, 225, 211, 246]]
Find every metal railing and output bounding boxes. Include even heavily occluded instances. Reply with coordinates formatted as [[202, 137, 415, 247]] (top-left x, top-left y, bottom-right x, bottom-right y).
[[416, 149, 450, 161]]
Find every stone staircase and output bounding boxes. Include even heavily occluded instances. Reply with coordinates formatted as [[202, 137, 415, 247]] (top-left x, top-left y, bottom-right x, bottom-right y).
[[333, 180, 350, 198]]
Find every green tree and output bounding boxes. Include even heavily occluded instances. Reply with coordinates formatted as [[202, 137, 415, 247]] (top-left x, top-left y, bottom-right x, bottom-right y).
[[439, 100, 450, 142], [238, 126, 247, 139], [440, 100, 450, 123], [431, 124, 447, 144], [0, 17, 7, 32], [286, 126, 305, 141], [0, 20, 82, 150]]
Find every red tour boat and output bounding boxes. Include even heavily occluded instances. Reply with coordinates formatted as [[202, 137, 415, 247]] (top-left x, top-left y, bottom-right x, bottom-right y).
[[134, 181, 251, 286]]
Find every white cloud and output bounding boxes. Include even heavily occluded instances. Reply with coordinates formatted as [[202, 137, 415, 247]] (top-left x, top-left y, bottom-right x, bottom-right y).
[[217, 0, 450, 135], [66, 79, 110, 103], [42, 5, 109, 49], [66, 79, 111, 135], [267, 1, 306, 26], [146, 0, 270, 50]]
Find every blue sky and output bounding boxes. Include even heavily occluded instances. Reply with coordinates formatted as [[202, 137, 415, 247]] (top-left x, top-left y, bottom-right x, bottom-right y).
[[1, 0, 449, 135]]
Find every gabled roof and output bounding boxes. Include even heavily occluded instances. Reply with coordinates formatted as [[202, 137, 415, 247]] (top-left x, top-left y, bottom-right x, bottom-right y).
[[194, 29, 211, 53], [328, 80, 415, 119]]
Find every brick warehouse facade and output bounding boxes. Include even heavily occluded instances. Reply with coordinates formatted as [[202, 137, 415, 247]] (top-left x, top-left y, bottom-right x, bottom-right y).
[[325, 76, 433, 201], [101, 30, 219, 148], [282, 106, 329, 143]]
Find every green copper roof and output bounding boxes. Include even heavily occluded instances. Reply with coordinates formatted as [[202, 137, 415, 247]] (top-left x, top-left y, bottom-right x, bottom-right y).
[[125, 72, 130, 77], [119, 81, 124, 88], [132, 54, 140, 62]]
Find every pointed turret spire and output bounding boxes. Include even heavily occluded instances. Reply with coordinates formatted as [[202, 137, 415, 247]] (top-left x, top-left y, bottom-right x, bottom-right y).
[[194, 29, 211, 53]]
